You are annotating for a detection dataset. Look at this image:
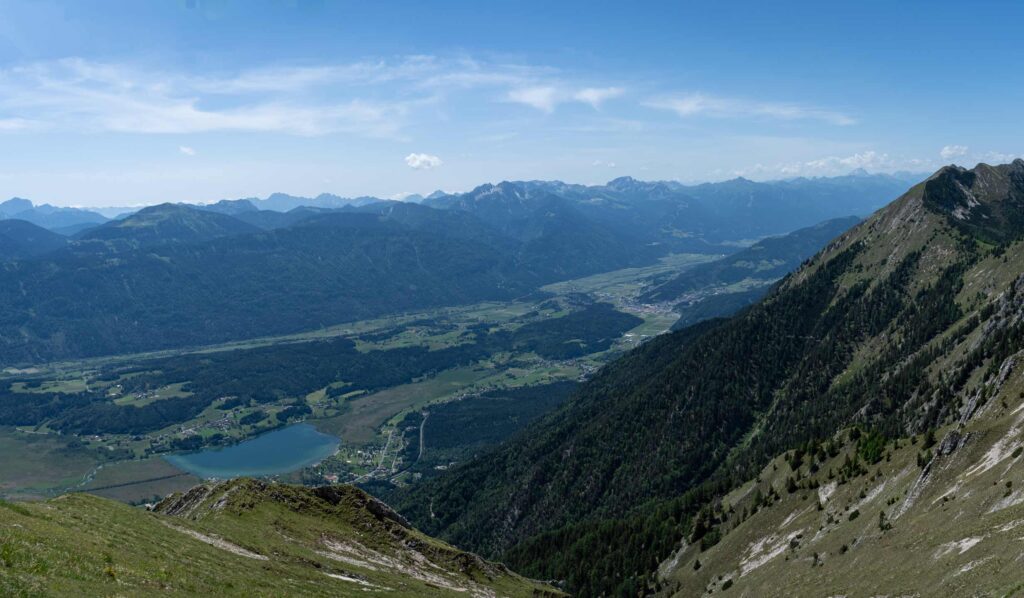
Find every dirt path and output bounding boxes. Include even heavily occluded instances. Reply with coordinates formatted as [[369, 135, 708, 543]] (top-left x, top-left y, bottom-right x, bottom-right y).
[[416, 411, 429, 463]]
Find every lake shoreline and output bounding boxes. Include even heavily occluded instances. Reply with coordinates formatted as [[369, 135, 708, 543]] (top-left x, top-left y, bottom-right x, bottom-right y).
[[163, 423, 340, 479]]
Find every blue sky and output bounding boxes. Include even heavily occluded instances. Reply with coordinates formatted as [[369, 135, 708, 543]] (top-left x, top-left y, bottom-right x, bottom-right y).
[[0, 0, 1021, 207]]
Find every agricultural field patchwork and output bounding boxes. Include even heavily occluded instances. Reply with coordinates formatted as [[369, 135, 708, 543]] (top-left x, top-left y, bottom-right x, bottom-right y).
[[0, 255, 708, 500]]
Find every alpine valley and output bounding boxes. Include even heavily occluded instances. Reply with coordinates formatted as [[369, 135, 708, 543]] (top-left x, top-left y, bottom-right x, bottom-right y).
[[4, 2, 1024, 596], [4, 164, 1024, 597]]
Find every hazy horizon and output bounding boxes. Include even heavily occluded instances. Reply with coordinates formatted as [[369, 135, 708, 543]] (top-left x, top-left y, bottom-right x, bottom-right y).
[[1, 166, 940, 211]]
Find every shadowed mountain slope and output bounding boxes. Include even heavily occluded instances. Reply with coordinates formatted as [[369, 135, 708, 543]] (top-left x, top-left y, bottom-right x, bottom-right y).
[[0, 219, 68, 259], [388, 161, 1024, 595]]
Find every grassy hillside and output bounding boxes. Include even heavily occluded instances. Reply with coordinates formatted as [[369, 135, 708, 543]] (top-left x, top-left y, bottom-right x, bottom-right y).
[[659, 394, 1024, 596], [0, 478, 560, 597]]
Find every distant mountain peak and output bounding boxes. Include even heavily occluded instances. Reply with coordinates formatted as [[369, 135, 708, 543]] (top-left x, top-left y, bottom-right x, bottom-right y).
[[606, 175, 640, 189], [0, 197, 109, 230], [0, 197, 34, 213], [77, 201, 260, 250]]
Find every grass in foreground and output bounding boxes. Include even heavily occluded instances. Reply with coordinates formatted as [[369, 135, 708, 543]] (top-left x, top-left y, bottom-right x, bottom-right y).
[[0, 478, 562, 597]]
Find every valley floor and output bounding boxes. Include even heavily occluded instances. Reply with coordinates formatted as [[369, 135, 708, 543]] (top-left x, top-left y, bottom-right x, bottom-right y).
[[0, 253, 715, 503]]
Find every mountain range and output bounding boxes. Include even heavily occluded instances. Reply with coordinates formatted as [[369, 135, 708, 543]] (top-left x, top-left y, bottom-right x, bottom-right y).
[[0, 197, 108, 232], [0, 173, 911, 364]]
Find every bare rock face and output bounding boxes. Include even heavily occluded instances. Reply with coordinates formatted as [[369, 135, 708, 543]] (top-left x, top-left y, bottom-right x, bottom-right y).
[[153, 483, 215, 517], [923, 159, 1024, 242]]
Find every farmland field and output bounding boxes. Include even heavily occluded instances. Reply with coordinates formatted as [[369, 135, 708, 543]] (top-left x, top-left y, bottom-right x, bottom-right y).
[[78, 457, 199, 504], [0, 428, 103, 500]]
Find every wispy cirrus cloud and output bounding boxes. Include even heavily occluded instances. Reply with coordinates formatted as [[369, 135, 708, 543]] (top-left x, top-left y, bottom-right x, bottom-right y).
[[506, 86, 561, 112], [646, 92, 855, 126], [0, 117, 40, 131], [0, 56, 626, 136], [573, 87, 625, 109], [506, 85, 625, 112], [0, 58, 422, 137]]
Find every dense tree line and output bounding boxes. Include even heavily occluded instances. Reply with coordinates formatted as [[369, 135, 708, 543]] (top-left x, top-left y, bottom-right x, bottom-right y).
[[384, 381, 579, 480]]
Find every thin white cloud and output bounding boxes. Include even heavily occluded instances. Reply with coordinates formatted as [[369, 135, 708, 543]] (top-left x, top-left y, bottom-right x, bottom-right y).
[[417, 58, 553, 89], [0, 117, 40, 131], [592, 159, 617, 168], [573, 87, 625, 109], [646, 93, 855, 126], [178, 145, 196, 156], [507, 85, 626, 113], [192, 63, 389, 94], [507, 86, 561, 113], [0, 56, 624, 135], [940, 144, 968, 160], [801, 151, 897, 172], [405, 153, 442, 170], [0, 58, 423, 137]]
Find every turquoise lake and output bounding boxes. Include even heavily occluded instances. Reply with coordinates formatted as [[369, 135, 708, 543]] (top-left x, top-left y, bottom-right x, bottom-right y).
[[164, 423, 339, 479]]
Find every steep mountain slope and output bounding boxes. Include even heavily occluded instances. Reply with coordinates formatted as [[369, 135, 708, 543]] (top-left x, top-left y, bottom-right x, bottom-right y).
[[0, 478, 560, 597], [76, 203, 262, 251], [0, 219, 68, 259], [643, 216, 861, 303], [658, 401, 1024, 596], [389, 161, 1024, 595]]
